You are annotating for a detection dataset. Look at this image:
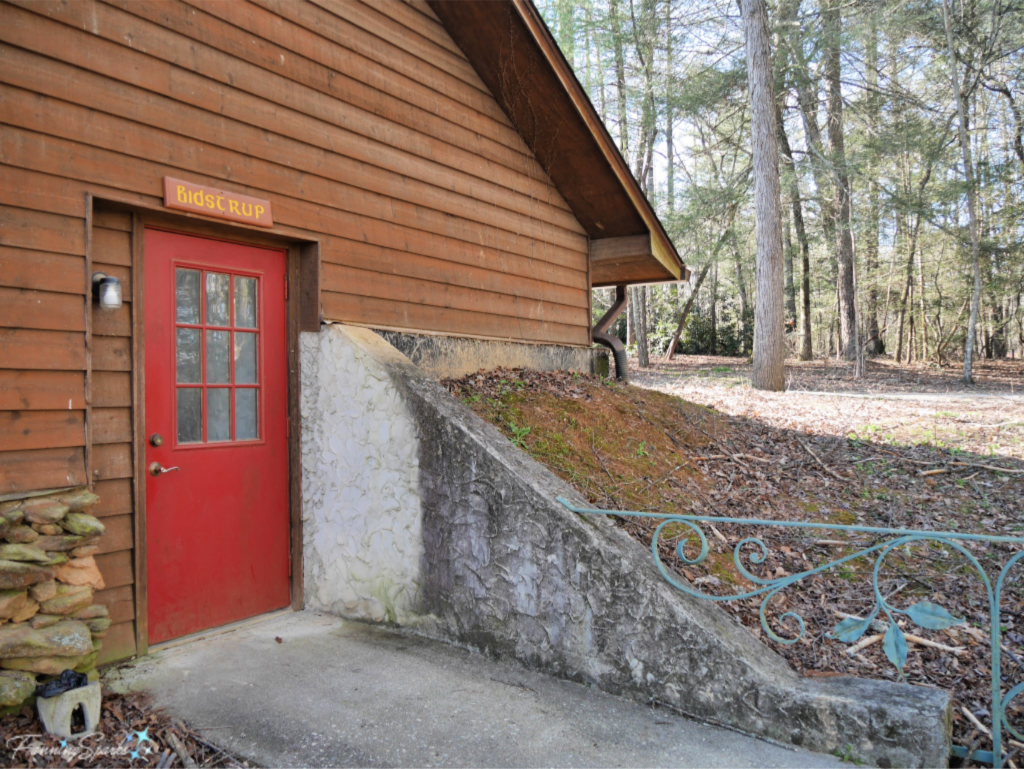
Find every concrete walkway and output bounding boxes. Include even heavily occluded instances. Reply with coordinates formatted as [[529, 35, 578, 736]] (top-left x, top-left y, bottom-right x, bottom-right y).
[[110, 611, 840, 768]]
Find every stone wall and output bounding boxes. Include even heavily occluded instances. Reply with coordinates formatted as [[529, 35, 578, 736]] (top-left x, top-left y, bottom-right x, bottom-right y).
[[373, 329, 595, 379], [0, 489, 109, 710], [301, 325, 952, 767]]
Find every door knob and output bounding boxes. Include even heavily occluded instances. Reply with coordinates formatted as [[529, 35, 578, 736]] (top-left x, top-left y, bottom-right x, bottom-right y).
[[149, 462, 180, 477]]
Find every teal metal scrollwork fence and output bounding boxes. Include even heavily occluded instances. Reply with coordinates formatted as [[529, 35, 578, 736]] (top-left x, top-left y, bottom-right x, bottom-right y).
[[556, 497, 1024, 767]]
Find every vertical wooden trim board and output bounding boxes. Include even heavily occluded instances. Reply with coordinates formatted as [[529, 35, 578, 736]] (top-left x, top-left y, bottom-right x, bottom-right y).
[[84, 195, 94, 482], [131, 213, 148, 657], [585, 235, 593, 343], [287, 243, 306, 610], [299, 242, 322, 333]]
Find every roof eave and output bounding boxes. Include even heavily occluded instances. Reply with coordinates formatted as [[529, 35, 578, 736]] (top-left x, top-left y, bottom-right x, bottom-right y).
[[509, 0, 686, 283]]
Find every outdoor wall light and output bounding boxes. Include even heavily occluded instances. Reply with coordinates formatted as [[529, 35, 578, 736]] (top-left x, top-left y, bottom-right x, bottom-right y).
[[91, 272, 123, 311]]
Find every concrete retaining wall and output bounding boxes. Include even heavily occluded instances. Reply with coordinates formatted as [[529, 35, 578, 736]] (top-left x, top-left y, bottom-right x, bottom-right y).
[[373, 329, 595, 379], [300, 329, 424, 624], [300, 325, 952, 768]]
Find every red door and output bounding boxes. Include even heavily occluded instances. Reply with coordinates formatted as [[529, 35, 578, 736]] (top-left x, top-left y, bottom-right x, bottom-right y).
[[144, 229, 291, 644]]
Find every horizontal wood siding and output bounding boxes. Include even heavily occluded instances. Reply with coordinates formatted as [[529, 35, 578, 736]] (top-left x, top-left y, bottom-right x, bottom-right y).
[[0, 0, 590, 346], [89, 209, 137, 661], [0, 0, 591, 662], [0, 201, 87, 491]]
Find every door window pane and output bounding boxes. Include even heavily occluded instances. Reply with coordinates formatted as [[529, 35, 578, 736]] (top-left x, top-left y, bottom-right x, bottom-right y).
[[234, 276, 257, 328], [206, 330, 230, 384], [207, 389, 230, 442], [176, 269, 201, 324], [234, 332, 257, 384], [176, 328, 201, 383], [177, 388, 202, 443], [174, 267, 264, 446], [235, 389, 258, 440], [205, 272, 230, 326]]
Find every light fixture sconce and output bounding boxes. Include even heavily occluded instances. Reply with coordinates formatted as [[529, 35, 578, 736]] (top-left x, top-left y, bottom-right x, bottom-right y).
[[92, 272, 123, 311]]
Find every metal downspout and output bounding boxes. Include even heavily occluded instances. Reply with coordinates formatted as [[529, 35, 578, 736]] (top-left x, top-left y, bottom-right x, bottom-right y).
[[591, 285, 629, 382]]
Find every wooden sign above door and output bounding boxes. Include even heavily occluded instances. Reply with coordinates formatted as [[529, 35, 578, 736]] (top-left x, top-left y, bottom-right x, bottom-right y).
[[163, 177, 274, 228]]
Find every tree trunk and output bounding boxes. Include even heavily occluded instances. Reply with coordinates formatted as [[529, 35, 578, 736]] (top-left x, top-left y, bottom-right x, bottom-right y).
[[665, 0, 675, 212], [633, 0, 659, 194], [784, 216, 797, 326], [913, 296, 921, 364], [666, 214, 734, 359], [665, 263, 712, 360], [741, 0, 786, 391], [823, 0, 857, 362], [636, 285, 651, 367], [917, 241, 929, 360], [941, 0, 983, 384], [798, 221, 813, 360], [710, 262, 719, 355], [993, 301, 1007, 358], [732, 230, 751, 355], [791, 41, 838, 288], [864, 18, 883, 355], [627, 286, 636, 346], [775, 99, 813, 360], [895, 213, 920, 363], [555, 0, 576, 67], [593, 6, 607, 119], [610, 0, 629, 156]]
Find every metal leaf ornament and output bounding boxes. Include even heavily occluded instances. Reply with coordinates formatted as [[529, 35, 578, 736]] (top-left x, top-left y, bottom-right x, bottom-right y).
[[831, 615, 873, 644], [883, 623, 909, 671], [904, 601, 962, 630]]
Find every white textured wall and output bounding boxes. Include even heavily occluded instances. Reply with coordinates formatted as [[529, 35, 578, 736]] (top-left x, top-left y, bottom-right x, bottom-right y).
[[300, 325, 423, 623]]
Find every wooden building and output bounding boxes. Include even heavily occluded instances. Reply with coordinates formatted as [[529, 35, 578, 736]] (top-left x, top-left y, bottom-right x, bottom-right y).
[[0, 0, 686, 663]]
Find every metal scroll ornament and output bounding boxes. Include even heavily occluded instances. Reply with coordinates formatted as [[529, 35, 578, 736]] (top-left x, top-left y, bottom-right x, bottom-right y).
[[556, 497, 1024, 767]]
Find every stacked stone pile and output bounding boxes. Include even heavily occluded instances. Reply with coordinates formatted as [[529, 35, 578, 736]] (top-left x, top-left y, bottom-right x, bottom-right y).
[[0, 489, 108, 710]]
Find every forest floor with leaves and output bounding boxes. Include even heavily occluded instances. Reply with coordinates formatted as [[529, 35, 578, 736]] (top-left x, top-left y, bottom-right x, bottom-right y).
[[0, 690, 250, 767], [443, 358, 1024, 762]]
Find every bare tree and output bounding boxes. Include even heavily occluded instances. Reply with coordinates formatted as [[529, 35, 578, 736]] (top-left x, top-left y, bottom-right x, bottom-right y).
[[664, 263, 712, 360], [863, 17, 884, 355], [776, 102, 814, 360], [636, 285, 651, 367], [741, 0, 786, 390], [942, 0, 984, 383], [774, 0, 813, 360], [823, 0, 858, 361], [732, 229, 751, 353]]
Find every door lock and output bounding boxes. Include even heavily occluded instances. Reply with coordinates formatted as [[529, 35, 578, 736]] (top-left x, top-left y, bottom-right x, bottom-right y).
[[149, 433, 164, 447], [149, 462, 180, 477]]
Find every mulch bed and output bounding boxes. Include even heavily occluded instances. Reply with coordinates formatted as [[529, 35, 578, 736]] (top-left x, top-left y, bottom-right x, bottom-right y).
[[0, 690, 250, 768], [445, 365, 1024, 762]]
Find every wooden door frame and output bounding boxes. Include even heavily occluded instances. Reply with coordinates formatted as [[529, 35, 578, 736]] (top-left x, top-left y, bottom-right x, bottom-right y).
[[90, 197, 319, 658]]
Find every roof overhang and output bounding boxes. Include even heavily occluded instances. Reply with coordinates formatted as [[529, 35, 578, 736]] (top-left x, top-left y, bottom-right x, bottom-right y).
[[589, 234, 676, 287], [429, 0, 689, 287]]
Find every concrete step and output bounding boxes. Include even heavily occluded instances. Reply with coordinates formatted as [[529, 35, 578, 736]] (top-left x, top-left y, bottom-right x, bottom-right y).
[[110, 611, 842, 768]]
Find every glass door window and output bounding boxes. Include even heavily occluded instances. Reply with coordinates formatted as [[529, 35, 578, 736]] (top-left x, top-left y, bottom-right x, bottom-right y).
[[175, 267, 260, 444]]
